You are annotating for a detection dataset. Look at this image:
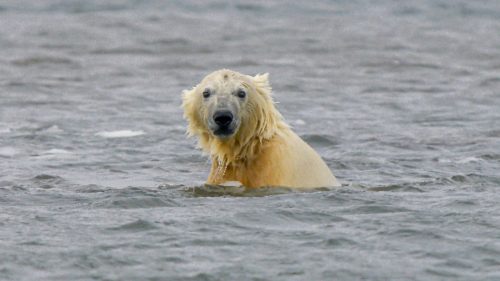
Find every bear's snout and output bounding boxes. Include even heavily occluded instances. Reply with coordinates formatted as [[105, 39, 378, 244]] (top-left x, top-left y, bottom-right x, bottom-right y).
[[211, 110, 237, 138], [213, 111, 233, 127]]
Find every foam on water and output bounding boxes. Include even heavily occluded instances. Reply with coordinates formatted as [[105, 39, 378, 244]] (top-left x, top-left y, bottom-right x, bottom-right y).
[[42, 125, 63, 133], [95, 130, 146, 138], [0, 147, 18, 157], [41, 149, 72, 155]]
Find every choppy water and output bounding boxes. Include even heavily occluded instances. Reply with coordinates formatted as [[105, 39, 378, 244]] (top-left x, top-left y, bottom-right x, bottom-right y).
[[1, 0, 500, 280]]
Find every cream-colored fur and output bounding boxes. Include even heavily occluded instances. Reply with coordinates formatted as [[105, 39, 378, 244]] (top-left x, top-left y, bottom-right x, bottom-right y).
[[182, 69, 340, 188]]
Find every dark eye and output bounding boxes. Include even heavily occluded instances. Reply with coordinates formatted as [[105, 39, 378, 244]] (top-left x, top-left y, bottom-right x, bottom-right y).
[[202, 89, 211, 98], [237, 89, 246, 98]]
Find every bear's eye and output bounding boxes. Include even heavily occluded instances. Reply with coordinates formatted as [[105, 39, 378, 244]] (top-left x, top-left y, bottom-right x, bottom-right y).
[[236, 89, 246, 99], [202, 89, 211, 98]]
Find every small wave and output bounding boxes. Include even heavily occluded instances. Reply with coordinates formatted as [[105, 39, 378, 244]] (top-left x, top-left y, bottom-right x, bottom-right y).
[[107, 219, 159, 232], [435, 156, 483, 164], [343, 205, 410, 214], [379, 228, 444, 240], [479, 77, 500, 87], [235, 3, 265, 12], [95, 130, 145, 138], [457, 157, 482, 164], [33, 149, 74, 159], [90, 47, 155, 55], [323, 237, 358, 247], [480, 154, 500, 160], [40, 125, 63, 134], [94, 196, 180, 209], [292, 119, 306, 126], [184, 184, 332, 197], [368, 184, 424, 192], [41, 149, 72, 155], [31, 174, 65, 189], [90, 187, 182, 209], [0, 180, 15, 189], [301, 134, 338, 147], [144, 37, 190, 46], [11, 56, 79, 67]]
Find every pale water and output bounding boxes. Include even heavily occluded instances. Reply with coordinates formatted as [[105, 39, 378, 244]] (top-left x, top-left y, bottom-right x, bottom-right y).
[[1, 0, 500, 280]]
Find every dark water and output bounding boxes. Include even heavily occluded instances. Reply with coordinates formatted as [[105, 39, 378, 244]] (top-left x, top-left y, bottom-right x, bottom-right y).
[[1, 0, 500, 280]]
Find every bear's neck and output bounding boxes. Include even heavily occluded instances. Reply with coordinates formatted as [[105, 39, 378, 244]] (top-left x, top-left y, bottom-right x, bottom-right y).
[[210, 133, 266, 166], [205, 123, 290, 187], [207, 135, 267, 186]]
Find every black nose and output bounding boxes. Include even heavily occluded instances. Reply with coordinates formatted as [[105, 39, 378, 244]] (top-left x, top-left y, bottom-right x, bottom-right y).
[[213, 111, 233, 127]]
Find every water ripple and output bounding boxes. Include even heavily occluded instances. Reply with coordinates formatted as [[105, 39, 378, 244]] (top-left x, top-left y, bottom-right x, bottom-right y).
[[107, 219, 159, 232]]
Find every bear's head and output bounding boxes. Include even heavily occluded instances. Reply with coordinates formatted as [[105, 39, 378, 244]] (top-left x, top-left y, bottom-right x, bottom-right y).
[[182, 69, 285, 157]]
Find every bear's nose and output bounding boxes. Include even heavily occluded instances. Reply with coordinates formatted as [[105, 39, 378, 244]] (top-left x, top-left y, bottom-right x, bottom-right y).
[[213, 111, 233, 127]]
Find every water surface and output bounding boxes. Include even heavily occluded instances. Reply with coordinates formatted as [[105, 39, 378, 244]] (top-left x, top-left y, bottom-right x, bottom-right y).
[[1, 1, 500, 280]]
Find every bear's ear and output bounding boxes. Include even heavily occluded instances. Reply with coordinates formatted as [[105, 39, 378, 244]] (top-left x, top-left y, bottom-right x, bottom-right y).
[[252, 73, 272, 94], [182, 87, 193, 99], [181, 86, 196, 112], [181, 86, 201, 137]]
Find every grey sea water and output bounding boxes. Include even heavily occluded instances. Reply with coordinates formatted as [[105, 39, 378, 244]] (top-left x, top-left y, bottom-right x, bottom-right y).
[[1, 0, 500, 280]]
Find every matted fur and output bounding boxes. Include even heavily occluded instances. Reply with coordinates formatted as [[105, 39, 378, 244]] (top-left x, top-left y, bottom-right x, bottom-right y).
[[182, 69, 340, 188]]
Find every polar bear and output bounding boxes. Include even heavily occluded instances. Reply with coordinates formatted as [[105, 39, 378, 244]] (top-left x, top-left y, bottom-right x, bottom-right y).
[[182, 69, 340, 188]]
